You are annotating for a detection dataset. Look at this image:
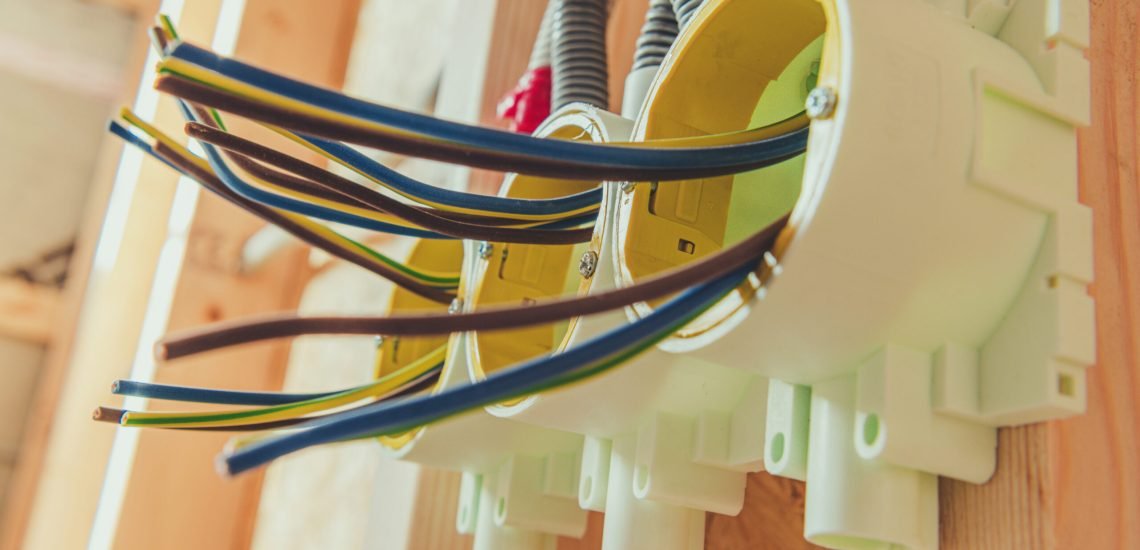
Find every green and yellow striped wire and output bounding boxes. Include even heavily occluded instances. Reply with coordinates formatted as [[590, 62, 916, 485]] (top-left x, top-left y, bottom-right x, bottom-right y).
[[121, 345, 446, 429]]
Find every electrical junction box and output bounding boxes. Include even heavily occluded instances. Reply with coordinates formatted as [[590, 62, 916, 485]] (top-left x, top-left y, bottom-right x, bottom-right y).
[[374, 0, 1093, 548]]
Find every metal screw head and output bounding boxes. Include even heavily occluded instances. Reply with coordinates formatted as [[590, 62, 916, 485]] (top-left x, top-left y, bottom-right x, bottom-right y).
[[373, 335, 385, 348], [448, 298, 464, 314], [477, 241, 494, 259], [620, 181, 636, 194], [578, 250, 599, 279], [805, 86, 838, 120]]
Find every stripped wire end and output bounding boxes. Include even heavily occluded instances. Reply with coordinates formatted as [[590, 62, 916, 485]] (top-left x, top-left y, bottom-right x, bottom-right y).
[[92, 406, 126, 425]]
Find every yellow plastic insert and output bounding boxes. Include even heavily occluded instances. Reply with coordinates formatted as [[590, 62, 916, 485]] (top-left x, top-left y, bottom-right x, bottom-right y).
[[376, 238, 463, 450], [469, 124, 602, 381], [618, 0, 827, 313]]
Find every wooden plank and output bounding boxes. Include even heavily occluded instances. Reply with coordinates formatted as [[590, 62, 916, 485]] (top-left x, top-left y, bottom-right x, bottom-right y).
[[0, 4, 223, 548], [406, 468, 474, 550], [942, 0, 1140, 547], [109, 0, 363, 548], [0, 278, 60, 344]]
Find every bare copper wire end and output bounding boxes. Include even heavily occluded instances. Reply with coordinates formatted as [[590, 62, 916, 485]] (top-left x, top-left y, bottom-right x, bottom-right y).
[[92, 406, 126, 424]]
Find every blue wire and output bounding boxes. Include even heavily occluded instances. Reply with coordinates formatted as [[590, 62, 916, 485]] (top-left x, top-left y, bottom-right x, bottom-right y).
[[167, 43, 809, 176], [109, 122, 181, 172], [113, 379, 339, 406], [114, 117, 439, 238], [111, 120, 593, 262], [113, 119, 594, 234], [304, 136, 603, 216], [224, 264, 750, 475], [172, 102, 446, 239], [174, 103, 598, 236]]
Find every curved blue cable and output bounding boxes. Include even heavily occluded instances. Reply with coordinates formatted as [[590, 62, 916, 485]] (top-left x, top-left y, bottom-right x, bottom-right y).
[[111, 120, 593, 243], [174, 103, 598, 235], [304, 136, 603, 216], [167, 43, 809, 175], [224, 264, 750, 474]]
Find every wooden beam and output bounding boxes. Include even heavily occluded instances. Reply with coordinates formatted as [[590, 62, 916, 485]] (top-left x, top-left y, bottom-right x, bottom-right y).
[[0, 278, 60, 344], [109, 0, 362, 548], [0, 4, 226, 549], [941, 0, 1140, 547]]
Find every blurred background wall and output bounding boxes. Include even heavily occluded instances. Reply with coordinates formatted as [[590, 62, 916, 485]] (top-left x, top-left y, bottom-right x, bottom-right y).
[[0, 0, 135, 509]]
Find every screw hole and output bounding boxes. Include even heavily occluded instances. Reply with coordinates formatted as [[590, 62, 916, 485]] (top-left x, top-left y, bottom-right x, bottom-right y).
[[862, 414, 881, 447], [496, 497, 506, 519], [1058, 373, 1076, 397], [458, 506, 467, 525], [769, 432, 786, 463], [580, 476, 593, 501]]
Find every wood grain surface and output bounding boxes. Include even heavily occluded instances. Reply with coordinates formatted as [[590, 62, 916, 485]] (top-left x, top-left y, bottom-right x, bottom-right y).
[[109, 1, 361, 548]]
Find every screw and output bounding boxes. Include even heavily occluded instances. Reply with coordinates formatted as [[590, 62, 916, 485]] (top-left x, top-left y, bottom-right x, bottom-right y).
[[621, 181, 636, 194], [448, 298, 464, 314], [477, 241, 494, 259], [373, 335, 385, 347], [805, 86, 837, 120], [579, 250, 599, 279]]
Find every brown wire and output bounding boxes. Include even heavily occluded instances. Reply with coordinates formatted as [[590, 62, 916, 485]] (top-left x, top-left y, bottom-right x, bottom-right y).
[[155, 75, 805, 182], [181, 105, 594, 229], [179, 104, 557, 229], [185, 122, 596, 245], [230, 153, 565, 228], [151, 141, 455, 304], [159, 213, 787, 360]]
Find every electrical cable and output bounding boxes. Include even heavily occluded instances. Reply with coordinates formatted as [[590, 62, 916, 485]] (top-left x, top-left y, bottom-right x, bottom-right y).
[[95, 356, 442, 431], [105, 363, 440, 413], [186, 122, 597, 245], [153, 69, 810, 182], [157, 212, 786, 360], [150, 40, 810, 180], [221, 262, 752, 474], [122, 125, 459, 302], [176, 102, 603, 241], [287, 133, 603, 221], [151, 21, 604, 223], [117, 108, 462, 290], [117, 114, 460, 292], [115, 345, 446, 429]]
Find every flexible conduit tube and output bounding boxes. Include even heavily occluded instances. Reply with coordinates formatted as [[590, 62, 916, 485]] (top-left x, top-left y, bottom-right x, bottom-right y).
[[621, 0, 678, 118], [530, 1, 556, 70], [551, 0, 610, 110], [499, 1, 556, 132], [631, 0, 678, 72], [671, 0, 706, 31]]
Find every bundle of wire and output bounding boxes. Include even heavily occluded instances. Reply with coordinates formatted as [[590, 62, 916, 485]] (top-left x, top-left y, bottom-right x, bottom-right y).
[[146, 18, 809, 182], [95, 15, 807, 476]]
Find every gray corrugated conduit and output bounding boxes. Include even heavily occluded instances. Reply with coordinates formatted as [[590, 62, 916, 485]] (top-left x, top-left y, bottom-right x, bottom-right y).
[[551, 0, 610, 110]]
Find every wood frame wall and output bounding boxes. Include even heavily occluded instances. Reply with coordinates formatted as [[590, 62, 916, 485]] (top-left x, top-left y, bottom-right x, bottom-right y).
[[3, 0, 1134, 548]]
